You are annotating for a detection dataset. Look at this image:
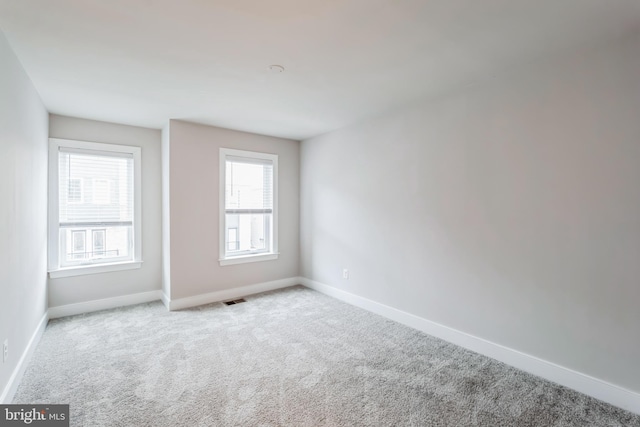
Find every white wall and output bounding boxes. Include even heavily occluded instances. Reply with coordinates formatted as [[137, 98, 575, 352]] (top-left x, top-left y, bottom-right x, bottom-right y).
[[161, 123, 171, 304], [167, 120, 299, 300], [0, 31, 48, 400], [301, 33, 640, 393], [48, 115, 162, 307]]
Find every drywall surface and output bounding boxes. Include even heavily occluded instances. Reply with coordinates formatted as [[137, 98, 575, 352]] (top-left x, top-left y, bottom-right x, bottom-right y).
[[168, 120, 299, 300], [48, 115, 162, 307], [301, 33, 640, 392], [0, 31, 48, 398], [161, 123, 171, 301]]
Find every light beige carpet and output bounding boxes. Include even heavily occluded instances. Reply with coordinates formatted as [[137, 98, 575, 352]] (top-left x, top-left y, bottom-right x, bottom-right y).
[[13, 286, 640, 426]]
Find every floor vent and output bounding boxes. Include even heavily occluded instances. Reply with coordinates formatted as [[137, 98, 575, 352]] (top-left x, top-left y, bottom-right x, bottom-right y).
[[223, 298, 247, 306]]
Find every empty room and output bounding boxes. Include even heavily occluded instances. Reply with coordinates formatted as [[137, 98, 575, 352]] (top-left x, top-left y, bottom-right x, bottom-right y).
[[1, 1, 640, 425]]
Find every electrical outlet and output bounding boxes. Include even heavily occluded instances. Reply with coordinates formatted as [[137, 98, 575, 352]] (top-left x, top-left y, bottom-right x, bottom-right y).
[[342, 268, 349, 280], [3, 339, 7, 363]]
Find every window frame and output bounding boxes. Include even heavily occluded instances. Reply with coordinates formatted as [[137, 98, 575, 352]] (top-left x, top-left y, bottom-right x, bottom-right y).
[[48, 138, 142, 278], [219, 148, 278, 266]]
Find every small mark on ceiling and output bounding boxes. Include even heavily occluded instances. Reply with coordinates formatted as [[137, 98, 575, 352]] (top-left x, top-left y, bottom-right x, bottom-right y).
[[268, 64, 285, 73]]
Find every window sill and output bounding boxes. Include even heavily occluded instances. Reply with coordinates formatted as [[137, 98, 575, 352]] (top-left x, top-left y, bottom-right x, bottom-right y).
[[49, 261, 143, 279], [219, 253, 279, 266]]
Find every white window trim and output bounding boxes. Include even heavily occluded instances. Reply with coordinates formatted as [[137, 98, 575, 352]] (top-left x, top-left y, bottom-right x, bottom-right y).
[[48, 138, 142, 278], [219, 148, 279, 266], [219, 253, 279, 266], [49, 261, 143, 279]]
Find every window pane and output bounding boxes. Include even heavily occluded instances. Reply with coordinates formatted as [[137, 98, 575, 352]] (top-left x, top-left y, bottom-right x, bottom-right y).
[[62, 226, 130, 265], [68, 178, 82, 203], [93, 229, 106, 257], [225, 160, 273, 211], [225, 213, 269, 254], [59, 151, 133, 224], [58, 148, 135, 267], [227, 228, 238, 251], [93, 179, 111, 205], [72, 230, 86, 260]]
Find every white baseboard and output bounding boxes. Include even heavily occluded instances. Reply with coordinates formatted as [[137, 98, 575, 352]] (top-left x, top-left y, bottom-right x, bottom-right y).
[[168, 277, 301, 311], [160, 292, 170, 310], [300, 277, 640, 416], [48, 290, 163, 319], [0, 311, 49, 404]]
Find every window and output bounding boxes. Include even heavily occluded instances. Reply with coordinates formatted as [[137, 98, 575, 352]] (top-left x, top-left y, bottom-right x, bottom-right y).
[[71, 230, 86, 260], [219, 148, 278, 265], [92, 179, 111, 205], [68, 178, 83, 203], [227, 227, 239, 251], [48, 138, 142, 277], [92, 229, 106, 257]]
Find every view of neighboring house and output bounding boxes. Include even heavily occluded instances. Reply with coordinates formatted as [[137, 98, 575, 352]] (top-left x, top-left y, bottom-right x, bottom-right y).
[[58, 150, 133, 266]]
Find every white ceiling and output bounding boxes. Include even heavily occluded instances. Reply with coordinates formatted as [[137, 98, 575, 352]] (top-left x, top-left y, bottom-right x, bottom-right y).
[[1, 1, 640, 140]]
